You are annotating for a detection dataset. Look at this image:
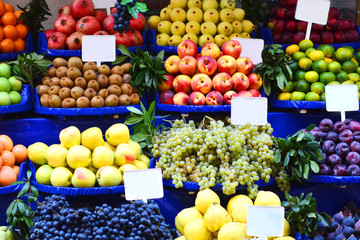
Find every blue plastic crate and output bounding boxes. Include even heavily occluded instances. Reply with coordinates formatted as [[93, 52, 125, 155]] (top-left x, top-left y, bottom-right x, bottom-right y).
[[269, 93, 326, 111], [0, 84, 32, 117], [0, 33, 34, 61]]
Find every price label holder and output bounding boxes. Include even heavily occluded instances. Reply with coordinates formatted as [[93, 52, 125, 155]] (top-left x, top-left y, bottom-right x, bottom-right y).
[[124, 168, 164, 203], [231, 97, 268, 126], [325, 85, 359, 122], [93, 0, 116, 15], [82, 35, 116, 68], [233, 38, 264, 65], [247, 206, 285, 240], [295, 0, 330, 40]]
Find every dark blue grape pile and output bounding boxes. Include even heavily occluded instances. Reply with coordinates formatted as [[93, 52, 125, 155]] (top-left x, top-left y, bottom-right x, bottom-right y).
[[113, 0, 136, 33], [28, 195, 177, 240]]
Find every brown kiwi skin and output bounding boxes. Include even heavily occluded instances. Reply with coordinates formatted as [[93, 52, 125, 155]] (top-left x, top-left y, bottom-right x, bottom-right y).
[[83, 62, 98, 72], [107, 85, 121, 96], [98, 65, 111, 76], [130, 93, 140, 105], [56, 66, 68, 78], [42, 76, 50, 86], [91, 96, 105, 108], [59, 87, 71, 99], [97, 89, 109, 99], [121, 63, 132, 73], [40, 94, 50, 107], [76, 96, 91, 108], [37, 85, 50, 96], [111, 66, 124, 76], [97, 74, 109, 89], [70, 86, 84, 99], [119, 94, 131, 106], [48, 95, 62, 108], [53, 58, 68, 68], [122, 73, 132, 84], [49, 77, 60, 86], [87, 80, 100, 92], [68, 57, 83, 69], [62, 98, 76, 108], [108, 74, 122, 86], [120, 83, 133, 96], [67, 67, 82, 80], [83, 69, 97, 82], [48, 86, 61, 96], [84, 88, 97, 100], [60, 77, 75, 88], [74, 77, 87, 89], [47, 66, 57, 78], [105, 94, 119, 107]]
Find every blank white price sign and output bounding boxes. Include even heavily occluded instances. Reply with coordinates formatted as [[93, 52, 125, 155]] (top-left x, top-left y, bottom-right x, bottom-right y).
[[295, 0, 330, 40], [233, 38, 264, 65], [93, 0, 116, 15], [124, 168, 164, 202], [325, 85, 359, 122], [82, 35, 116, 67], [247, 206, 284, 238], [231, 97, 268, 126]]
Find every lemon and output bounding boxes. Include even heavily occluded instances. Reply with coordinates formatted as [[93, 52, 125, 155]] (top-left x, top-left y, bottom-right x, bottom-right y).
[[218, 222, 245, 240], [278, 93, 291, 100], [175, 207, 203, 235], [195, 188, 220, 214], [254, 191, 281, 206], [204, 202, 232, 232], [184, 218, 211, 240]]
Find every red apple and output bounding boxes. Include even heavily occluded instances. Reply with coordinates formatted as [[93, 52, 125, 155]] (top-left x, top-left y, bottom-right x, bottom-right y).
[[191, 73, 212, 94], [334, 31, 346, 43], [273, 32, 282, 43], [178, 56, 197, 76], [158, 74, 175, 92], [232, 72, 249, 92], [238, 90, 253, 97], [281, 31, 293, 44], [279, 0, 286, 7], [297, 21, 308, 32], [270, 7, 279, 18], [201, 42, 221, 60], [248, 89, 261, 97], [310, 32, 321, 44], [212, 72, 233, 94], [195, 53, 202, 61], [350, 29, 360, 41], [268, 19, 276, 31], [328, 7, 340, 19], [173, 75, 192, 93], [159, 90, 175, 104], [197, 56, 217, 75], [275, 20, 285, 32], [164, 55, 181, 75], [293, 32, 305, 44], [276, 8, 286, 19], [248, 73, 263, 90], [217, 55, 237, 75], [286, 0, 297, 8], [344, 31, 355, 42], [188, 91, 206, 105], [177, 40, 197, 58], [321, 31, 334, 44], [312, 23, 325, 33], [222, 40, 242, 59], [236, 57, 254, 75], [223, 90, 237, 105], [285, 20, 297, 32], [205, 91, 223, 105], [285, 7, 295, 19], [173, 92, 189, 105], [343, 20, 352, 31], [326, 18, 338, 31]]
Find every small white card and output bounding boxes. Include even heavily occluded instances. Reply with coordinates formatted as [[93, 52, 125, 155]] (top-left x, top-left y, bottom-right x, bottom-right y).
[[233, 38, 264, 65], [231, 97, 268, 125], [247, 206, 285, 237], [93, 0, 116, 15], [124, 168, 164, 202], [82, 35, 116, 67]]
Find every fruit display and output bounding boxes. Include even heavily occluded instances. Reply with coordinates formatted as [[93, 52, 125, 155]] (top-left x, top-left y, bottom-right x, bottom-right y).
[[0, 226, 14, 240], [174, 189, 292, 240], [28, 195, 177, 239], [160, 40, 262, 106], [277, 40, 360, 102], [147, 0, 255, 47], [28, 123, 151, 188], [268, 0, 360, 44], [36, 57, 140, 108], [45, 0, 145, 50], [0, 63, 23, 106], [0, 134, 28, 187]]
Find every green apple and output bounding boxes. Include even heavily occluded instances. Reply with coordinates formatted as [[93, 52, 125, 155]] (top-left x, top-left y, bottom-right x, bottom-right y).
[[0, 92, 11, 106], [59, 126, 81, 149], [96, 166, 122, 187], [9, 91, 21, 105], [28, 142, 48, 165], [0, 63, 12, 78], [66, 145, 91, 169], [71, 167, 96, 188], [35, 164, 53, 185], [46, 144, 68, 167], [114, 143, 137, 166], [8, 76, 22, 92], [92, 146, 114, 169], [0, 226, 15, 240], [50, 167, 73, 187], [0, 77, 10, 92], [105, 123, 130, 146]]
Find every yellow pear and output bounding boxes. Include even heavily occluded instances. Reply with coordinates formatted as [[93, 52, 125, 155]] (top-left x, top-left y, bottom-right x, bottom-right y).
[[195, 188, 220, 214], [105, 123, 130, 146], [218, 222, 244, 240], [203, 202, 232, 232], [219, 0, 235, 9], [241, 20, 255, 34], [170, 0, 187, 9], [202, 0, 218, 11], [233, 8, 245, 22], [157, 33, 171, 46], [227, 194, 253, 216], [66, 145, 91, 169], [160, 7, 172, 21], [28, 142, 48, 165], [148, 16, 162, 31], [188, 0, 202, 9], [184, 218, 212, 240], [254, 190, 281, 206], [59, 126, 81, 149], [46, 144, 68, 167], [175, 207, 203, 235], [81, 127, 104, 151]]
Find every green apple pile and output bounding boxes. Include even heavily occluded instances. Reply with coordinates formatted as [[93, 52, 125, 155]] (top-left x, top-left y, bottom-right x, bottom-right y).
[[278, 39, 360, 101], [0, 63, 23, 106], [28, 123, 151, 188], [147, 0, 255, 47], [0, 226, 14, 240]]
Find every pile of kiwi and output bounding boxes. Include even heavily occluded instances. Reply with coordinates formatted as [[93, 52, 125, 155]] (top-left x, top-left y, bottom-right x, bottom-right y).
[[36, 57, 140, 108]]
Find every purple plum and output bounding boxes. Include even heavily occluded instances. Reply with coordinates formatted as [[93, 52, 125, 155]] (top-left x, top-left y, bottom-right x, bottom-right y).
[[319, 118, 335, 132], [319, 152, 327, 164], [346, 152, 360, 165], [353, 131, 360, 142], [332, 164, 347, 176], [355, 219, 360, 233], [327, 154, 342, 166], [335, 142, 350, 157], [349, 121, 360, 132], [333, 211, 345, 224], [310, 127, 326, 141], [350, 141, 360, 153], [339, 129, 353, 144], [346, 164, 360, 176], [319, 164, 331, 175], [344, 118, 354, 126], [322, 140, 336, 155], [326, 131, 339, 143], [327, 232, 336, 240], [334, 121, 346, 133]]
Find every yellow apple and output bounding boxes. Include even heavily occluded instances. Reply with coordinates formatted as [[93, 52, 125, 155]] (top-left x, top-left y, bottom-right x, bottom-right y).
[[72, 167, 96, 188], [66, 145, 91, 169], [35, 164, 53, 185], [81, 127, 104, 151], [46, 144, 68, 167], [92, 146, 114, 169], [28, 142, 48, 165], [96, 166, 122, 187], [105, 123, 130, 146], [114, 143, 137, 166], [59, 126, 81, 149], [50, 167, 73, 187]]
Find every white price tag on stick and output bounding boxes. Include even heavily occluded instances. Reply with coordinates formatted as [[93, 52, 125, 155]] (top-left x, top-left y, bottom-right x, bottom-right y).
[[325, 85, 359, 122], [233, 38, 264, 65], [124, 168, 164, 203], [247, 206, 285, 238], [231, 97, 268, 126], [82, 35, 116, 68], [295, 0, 330, 40], [93, 0, 116, 15]]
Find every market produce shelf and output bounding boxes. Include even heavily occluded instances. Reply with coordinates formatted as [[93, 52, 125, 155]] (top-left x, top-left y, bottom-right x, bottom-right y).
[[269, 94, 326, 111], [0, 84, 33, 117], [0, 33, 34, 61], [308, 175, 360, 184]]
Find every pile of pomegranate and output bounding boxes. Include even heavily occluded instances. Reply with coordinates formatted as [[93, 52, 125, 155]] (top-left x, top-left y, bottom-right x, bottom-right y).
[[45, 0, 145, 50]]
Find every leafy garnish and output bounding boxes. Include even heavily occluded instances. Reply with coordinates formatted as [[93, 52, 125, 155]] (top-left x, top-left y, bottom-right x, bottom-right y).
[[121, 0, 148, 19]]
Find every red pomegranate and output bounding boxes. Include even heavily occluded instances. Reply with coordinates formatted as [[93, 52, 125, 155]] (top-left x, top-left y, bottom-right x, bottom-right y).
[[94, 10, 107, 24], [66, 31, 85, 50], [102, 14, 116, 34], [54, 15, 77, 36], [114, 32, 130, 47], [70, 0, 95, 19], [126, 30, 143, 46], [48, 32, 67, 49], [94, 31, 109, 35], [129, 13, 145, 31], [58, 5, 71, 17], [76, 16, 101, 35], [44, 29, 56, 40], [111, 7, 117, 14]]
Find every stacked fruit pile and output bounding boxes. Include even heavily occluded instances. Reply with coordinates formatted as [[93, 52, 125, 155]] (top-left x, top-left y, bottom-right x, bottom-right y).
[[29, 195, 177, 239], [174, 189, 292, 240], [310, 118, 360, 177], [147, 0, 255, 47], [0, 63, 23, 106], [0, 134, 28, 187], [277, 40, 360, 102], [160, 40, 262, 106], [28, 123, 151, 188], [46, 0, 145, 50], [36, 57, 140, 108], [268, 0, 360, 44]]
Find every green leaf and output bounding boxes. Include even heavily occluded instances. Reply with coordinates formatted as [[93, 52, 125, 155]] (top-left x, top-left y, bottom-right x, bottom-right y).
[[284, 152, 290, 167], [303, 164, 310, 179], [113, 55, 128, 65], [297, 132, 305, 142], [305, 124, 316, 131], [274, 149, 281, 163], [132, 132, 148, 142], [126, 107, 144, 115], [17, 182, 29, 198], [117, 44, 132, 57], [310, 161, 320, 173], [135, 2, 148, 12], [125, 116, 144, 125]]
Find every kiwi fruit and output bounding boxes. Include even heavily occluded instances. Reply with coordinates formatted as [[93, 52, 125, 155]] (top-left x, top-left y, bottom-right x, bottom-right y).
[[49, 77, 60, 86], [68, 57, 83, 69], [36, 85, 50, 96], [107, 85, 121, 96], [84, 88, 97, 100], [42, 76, 50, 86], [83, 69, 97, 81], [48, 95, 62, 108], [62, 98, 76, 108], [120, 83, 132, 96], [47, 66, 57, 78], [88, 80, 100, 92], [130, 93, 140, 105], [53, 58, 68, 68], [70, 86, 84, 99], [111, 66, 124, 76], [119, 94, 131, 106], [74, 77, 87, 89], [59, 77, 74, 88], [91, 96, 104, 108], [59, 87, 71, 99], [122, 73, 132, 84], [97, 89, 109, 99], [56, 66, 68, 78], [76, 96, 91, 108], [83, 62, 98, 72], [48, 86, 61, 96], [67, 67, 82, 80], [98, 64, 111, 76], [108, 74, 122, 86], [105, 94, 119, 107], [121, 63, 132, 73], [40, 94, 50, 107], [97, 74, 109, 89]]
